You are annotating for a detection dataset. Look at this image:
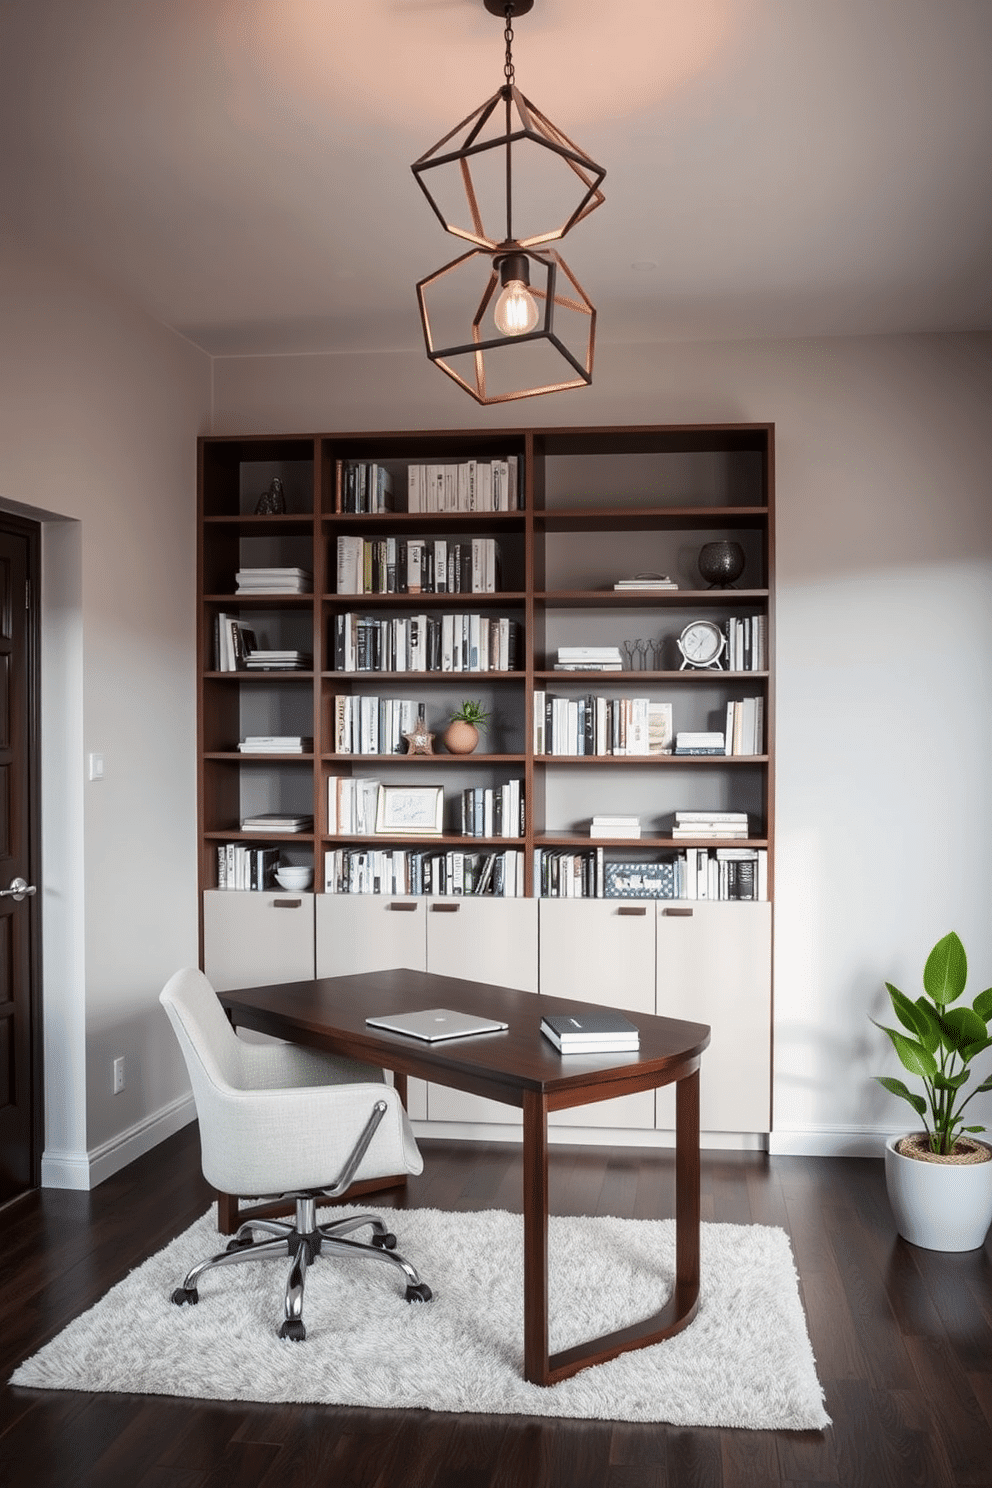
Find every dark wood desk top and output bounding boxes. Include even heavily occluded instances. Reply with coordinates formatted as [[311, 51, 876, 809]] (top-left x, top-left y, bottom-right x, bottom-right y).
[[221, 967, 710, 1113]]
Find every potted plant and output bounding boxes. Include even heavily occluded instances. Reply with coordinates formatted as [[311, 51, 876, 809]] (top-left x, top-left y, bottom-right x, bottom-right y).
[[443, 700, 490, 755], [873, 930, 992, 1251]]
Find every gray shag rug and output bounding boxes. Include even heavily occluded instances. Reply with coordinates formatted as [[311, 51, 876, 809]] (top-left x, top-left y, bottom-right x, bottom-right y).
[[11, 1205, 829, 1430]]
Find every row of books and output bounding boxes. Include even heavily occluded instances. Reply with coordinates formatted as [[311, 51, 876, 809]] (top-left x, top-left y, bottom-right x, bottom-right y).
[[331, 695, 425, 756], [335, 461, 394, 514], [407, 459, 521, 513], [216, 844, 280, 891], [533, 694, 673, 756], [235, 567, 312, 595], [534, 847, 767, 900], [332, 612, 521, 673], [458, 780, 524, 839], [323, 848, 526, 897], [724, 697, 765, 755], [336, 536, 502, 596], [725, 614, 767, 672]]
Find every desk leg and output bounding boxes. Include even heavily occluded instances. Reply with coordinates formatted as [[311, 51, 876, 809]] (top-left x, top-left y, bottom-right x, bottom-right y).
[[674, 1065, 701, 1319], [522, 1089, 550, 1386]]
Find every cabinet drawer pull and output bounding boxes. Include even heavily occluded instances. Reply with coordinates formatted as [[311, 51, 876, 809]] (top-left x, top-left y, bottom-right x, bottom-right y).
[[431, 903, 460, 913], [388, 901, 417, 912], [663, 906, 694, 917], [272, 898, 302, 909], [617, 905, 647, 916]]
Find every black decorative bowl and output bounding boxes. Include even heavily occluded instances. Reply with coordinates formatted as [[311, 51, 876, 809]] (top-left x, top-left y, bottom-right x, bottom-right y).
[[697, 541, 745, 588]]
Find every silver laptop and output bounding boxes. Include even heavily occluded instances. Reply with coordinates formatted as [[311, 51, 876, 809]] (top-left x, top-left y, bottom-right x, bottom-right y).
[[365, 1007, 509, 1042]]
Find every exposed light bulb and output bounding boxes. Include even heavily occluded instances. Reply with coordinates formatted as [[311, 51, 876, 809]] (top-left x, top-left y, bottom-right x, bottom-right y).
[[494, 280, 539, 337]]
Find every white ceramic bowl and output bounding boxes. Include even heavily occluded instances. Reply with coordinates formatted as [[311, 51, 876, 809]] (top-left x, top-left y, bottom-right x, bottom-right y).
[[275, 867, 313, 890]]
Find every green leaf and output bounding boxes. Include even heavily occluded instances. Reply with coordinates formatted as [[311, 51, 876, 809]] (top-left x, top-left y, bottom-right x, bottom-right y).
[[909, 995, 943, 1053], [941, 1006, 987, 1054], [933, 1070, 970, 1091], [960, 1036, 992, 1064], [964, 1125, 987, 1134], [875, 1076, 927, 1117], [924, 931, 967, 1007], [972, 1076, 992, 1095], [874, 1023, 938, 1080], [973, 986, 992, 1021], [885, 985, 938, 1051]]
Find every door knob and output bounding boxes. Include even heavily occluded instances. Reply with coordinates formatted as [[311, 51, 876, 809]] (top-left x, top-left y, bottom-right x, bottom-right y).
[[0, 877, 37, 902]]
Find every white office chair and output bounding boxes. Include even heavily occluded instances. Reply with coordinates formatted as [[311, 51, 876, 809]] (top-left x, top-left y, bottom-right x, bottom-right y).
[[159, 967, 431, 1341]]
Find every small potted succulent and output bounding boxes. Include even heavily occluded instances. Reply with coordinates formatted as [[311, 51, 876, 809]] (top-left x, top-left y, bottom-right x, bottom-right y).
[[443, 700, 490, 755], [873, 930, 992, 1251]]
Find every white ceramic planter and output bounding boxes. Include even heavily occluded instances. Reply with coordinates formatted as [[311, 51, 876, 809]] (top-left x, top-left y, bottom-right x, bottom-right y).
[[884, 1135, 992, 1251]]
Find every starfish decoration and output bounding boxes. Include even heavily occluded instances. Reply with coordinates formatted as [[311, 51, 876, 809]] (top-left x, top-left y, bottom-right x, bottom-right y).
[[403, 725, 435, 756]]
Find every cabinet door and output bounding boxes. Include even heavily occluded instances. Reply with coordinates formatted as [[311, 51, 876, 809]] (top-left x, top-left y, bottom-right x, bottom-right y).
[[538, 899, 656, 1129], [655, 901, 771, 1133], [424, 898, 538, 1126], [315, 895, 429, 1119], [203, 890, 315, 992]]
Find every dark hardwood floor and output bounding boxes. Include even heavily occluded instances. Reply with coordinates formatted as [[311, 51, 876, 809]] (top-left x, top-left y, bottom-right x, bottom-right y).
[[2, 1125, 991, 1488]]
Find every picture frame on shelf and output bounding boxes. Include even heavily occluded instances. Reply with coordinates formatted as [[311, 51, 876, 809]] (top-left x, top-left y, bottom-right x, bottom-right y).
[[375, 784, 444, 836]]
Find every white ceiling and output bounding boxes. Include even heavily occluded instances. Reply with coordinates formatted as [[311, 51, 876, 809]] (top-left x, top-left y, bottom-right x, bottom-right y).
[[2, 0, 990, 357]]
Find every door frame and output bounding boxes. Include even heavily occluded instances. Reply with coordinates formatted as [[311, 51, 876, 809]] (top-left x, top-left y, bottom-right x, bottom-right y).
[[0, 512, 43, 1194]]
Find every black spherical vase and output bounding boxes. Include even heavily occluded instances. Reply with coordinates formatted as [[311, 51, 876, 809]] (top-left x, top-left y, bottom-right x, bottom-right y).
[[697, 541, 745, 588]]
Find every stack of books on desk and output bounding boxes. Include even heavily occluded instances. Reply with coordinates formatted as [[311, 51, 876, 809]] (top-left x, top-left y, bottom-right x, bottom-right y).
[[541, 1011, 640, 1055]]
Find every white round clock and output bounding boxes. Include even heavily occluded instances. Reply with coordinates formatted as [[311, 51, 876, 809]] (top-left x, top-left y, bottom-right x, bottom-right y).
[[677, 619, 726, 670]]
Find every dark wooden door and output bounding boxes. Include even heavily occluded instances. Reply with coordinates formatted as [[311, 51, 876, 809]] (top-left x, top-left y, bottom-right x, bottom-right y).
[[0, 523, 40, 1204]]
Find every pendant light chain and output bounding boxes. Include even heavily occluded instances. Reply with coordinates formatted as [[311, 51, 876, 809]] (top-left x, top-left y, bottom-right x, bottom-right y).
[[503, 4, 515, 245], [503, 5, 515, 86]]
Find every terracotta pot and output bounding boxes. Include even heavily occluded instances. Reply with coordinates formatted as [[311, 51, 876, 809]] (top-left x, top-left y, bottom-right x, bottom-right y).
[[884, 1133, 992, 1251], [443, 720, 480, 755]]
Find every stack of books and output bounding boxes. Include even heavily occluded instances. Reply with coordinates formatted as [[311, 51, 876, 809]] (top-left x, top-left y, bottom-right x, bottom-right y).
[[724, 697, 764, 755], [240, 812, 314, 834], [237, 736, 312, 754], [589, 815, 641, 839], [235, 567, 312, 594], [674, 731, 725, 755], [672, 811, 749, 839], [554, 646, 623, 672], [612, 572, 678, 591], [541, 1011, 640, 1055], [244, 649, 312, 671]]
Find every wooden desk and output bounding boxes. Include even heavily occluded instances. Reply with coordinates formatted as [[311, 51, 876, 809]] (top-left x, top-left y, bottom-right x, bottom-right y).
[[220, 967, 710, 1387]]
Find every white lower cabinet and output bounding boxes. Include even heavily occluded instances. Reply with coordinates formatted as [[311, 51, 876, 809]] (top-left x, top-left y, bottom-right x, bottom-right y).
[[202, 892, 772, 1139], [315, 895, 429, 1118], [203, 890, 315, 992], [424, 898, 538, 1126], [654, 901, 772, 1134], [538, 900, 657, 1129]]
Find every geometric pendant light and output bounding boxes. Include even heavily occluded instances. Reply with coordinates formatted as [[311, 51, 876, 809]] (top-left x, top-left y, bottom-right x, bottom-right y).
[[411, 0, 606, 405]]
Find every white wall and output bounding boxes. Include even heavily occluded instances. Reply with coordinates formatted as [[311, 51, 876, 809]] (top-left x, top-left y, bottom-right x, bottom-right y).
[[0, 236, 211, 1186], [212, 329, 992, 1155]]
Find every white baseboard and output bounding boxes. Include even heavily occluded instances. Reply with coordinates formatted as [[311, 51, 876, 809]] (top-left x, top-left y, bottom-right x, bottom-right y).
[[411, 1121, 769, 1152], [41, 1093, 197, 1191], [768, 1127, 889, 1158]]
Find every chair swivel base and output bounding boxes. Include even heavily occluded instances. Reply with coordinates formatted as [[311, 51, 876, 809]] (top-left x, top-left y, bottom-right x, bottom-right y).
[[171, 1195, 432, 1340]]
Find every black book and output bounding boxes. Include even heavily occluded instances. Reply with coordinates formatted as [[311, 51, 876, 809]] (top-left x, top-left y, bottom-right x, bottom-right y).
[[541, 1010, 640, 1053]]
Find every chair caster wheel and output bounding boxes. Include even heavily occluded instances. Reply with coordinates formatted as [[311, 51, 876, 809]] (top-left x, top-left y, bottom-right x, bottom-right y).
[[372, 1232, 397, 1250], [278, 1319, 306, 1342], [226, 1235, 254, 1252], [171, 1286, 198, 1306], [405, 1282, 432, 1303]]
